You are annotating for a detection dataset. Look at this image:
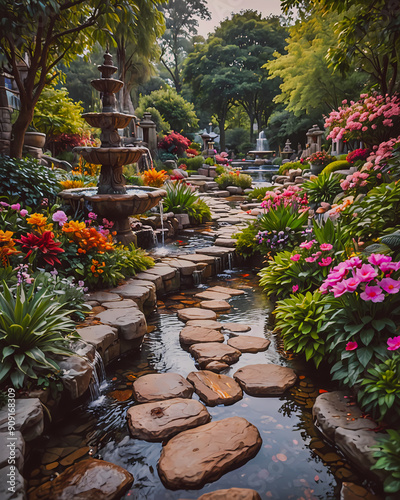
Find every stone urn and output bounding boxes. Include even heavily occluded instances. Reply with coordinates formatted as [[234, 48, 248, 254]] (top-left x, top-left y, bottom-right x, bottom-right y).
[[24, 132, 46, 149], [310, 163, 325, 175]]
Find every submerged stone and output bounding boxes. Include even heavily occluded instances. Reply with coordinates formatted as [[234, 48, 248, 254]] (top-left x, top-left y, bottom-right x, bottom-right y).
[[208, 286, 245, 296], [133, 373, 194, 403], [158, 417, 262, 489], [127, 398, 210, 441], [187, 370, 242, 406], [233, 364, 297, 395]]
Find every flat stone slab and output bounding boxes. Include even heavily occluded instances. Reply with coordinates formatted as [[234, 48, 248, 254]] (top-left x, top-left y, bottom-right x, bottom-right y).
[[101, 299, 139, 309], [96, 308, 147, 340], [178, 308, 217, 322], [109, 283, 151, 300], [77, 324, 118, 353], [228, 336, 271, 353], [190, 343, 241, 369], [233, 364, 297, 396], [200, 300, 231, 311], [158, 417, 262, 489], [208, 286, 245, 296], [179, 254, 216, 264], [0, 398, 43, 442], [195, 290, 231, 301], [187, 371, 242, 406], [127, 398, 210, 441], [222, 323, 251, 333], [162, 258, 197, 275], [180, 326, 224, 345], [29, 458, 133, 500], [186, 320, 223, 330], [134, 271, 163, 289], [196, 246, 234, 256], [204, 361, 230, 373], [215, 238, 236, 248], [133, 373, 194, 403], [87, 291, 121, 302], [313, 392, 378, 441], [195, 488, 262, 500], [340, 482, 383, 500], [145, 266, 176, 280]]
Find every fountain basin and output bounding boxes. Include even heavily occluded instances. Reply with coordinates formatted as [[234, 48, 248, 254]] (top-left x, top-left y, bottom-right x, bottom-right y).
[[74, 146, 146, 167], [81, 113, 135, 132], [90, 78, 124, 94]]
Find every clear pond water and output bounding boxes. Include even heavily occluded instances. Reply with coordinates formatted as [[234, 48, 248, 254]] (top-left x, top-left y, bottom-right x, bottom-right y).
[[27, 270, 376, 499]]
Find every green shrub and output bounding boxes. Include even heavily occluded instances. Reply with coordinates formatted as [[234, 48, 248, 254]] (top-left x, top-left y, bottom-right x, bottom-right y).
[[246, 186, 275, 202], [274, 291, 331, 368], [0, 281, 78, 389], [357, 353, 400, 424], [234, 223, 259, 258], [204, 157, 215, 166], [125, 175, 144, 186], [177, 156, 204, 171], [278, 161, 309, 175], [302, 172, 343, 205], [215, 172, 252, 189], [215, 166, 225, 175], [0, 156, 64, 209], [372, 429, 400, 493], [188, 199, 212, 224], [163, 181, 199, 214], [272, 157, 283, 165], [321, 160, 351, 174]]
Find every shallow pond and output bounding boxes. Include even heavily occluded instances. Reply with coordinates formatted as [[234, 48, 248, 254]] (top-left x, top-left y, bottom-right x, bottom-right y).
[[27, 269, 374, 499]]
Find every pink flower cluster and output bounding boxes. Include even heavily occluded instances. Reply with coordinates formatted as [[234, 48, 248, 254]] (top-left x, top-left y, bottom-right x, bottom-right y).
[[320, 254, 400, 301], [260, 186, 308, 212], [340, 170, 369, 191], [0, 201, 28, 217], [346, 335, 400, 351], [324, 93, 400, 146]]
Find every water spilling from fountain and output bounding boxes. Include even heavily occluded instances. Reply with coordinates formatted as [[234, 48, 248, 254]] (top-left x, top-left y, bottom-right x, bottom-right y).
[[58, 51, 166, 245], [256, 130, 270, 151]]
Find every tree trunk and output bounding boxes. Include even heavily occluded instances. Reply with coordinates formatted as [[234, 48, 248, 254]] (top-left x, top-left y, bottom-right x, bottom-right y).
[[9, 105, 34, 159], [249, 115, 255, 144], [219, 116, 226, 151]]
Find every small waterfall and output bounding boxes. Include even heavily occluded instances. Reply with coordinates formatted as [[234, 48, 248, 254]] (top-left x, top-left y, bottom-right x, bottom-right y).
[[159, 201, 165, 247], [227, 252, 233, 270], [88, 351, 106, 401], [140, 146, 154, 170], [192, 269, 203, 285]]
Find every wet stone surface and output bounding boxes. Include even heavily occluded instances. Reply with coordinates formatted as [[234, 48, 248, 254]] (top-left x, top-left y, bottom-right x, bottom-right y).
[[180, 326, 224, 345], [227, 336, 271, 353], [187, 370, 243, 406], [189, 342, 242, 369], [234, 364, 297, 396], [133, 373, 194, 403]]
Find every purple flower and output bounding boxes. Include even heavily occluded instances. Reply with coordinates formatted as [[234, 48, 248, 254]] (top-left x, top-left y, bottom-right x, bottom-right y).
[[88, 212, 97, 220], [52, 210, 68, 226]]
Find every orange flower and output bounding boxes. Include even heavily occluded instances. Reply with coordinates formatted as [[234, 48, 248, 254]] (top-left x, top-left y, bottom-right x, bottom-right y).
[[62, 220, 86, 236], [26, 213, 52, 233], [0, 230, 20, 266], [60, 179, 85, 189], [142, 168, 168, 187]]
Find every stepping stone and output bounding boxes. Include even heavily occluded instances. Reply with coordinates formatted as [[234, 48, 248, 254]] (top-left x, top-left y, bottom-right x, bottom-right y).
[[127, 398, 210, 441], [29, 458, 133, 500], [158, 417, 261, 489], [208, 286, 245, 296], [196, 246, 233, 256], [187, 370, 243, 406], [179, 254, 216, 264], [222, 323, 251, 333], [180, 326, 224, 345], [186, 320, 223, 330], [227, 336, 271, 353], [200, 300, 230, 311], [195, 488, 262, 500], [162, 258, 197, 275], [178, 308, 217, 322], [101, 299, 139, 309], [86, 291, 122, 302], [77, 324, 117, 353], [195, 290, 231, 301], [190, 343, 241, 369], [233, 364, 297, 396], [204, 361, 230, 373], [312, 391, 378, 441], [96, 308, 147, 340], [133, 373, 194, 403], [340, 482, 382, 500], [215, 238, 236, 248]]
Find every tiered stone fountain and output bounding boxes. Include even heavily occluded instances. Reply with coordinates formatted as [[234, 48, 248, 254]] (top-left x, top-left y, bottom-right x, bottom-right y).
[[59, 51, 166, 245]]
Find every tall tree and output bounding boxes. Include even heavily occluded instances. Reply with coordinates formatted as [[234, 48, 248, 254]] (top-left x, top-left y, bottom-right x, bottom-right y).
[[213, 12, 288, 142], [281, 0, 400, 95], [266, 10, 367, 116], [0, 0, 143, 158], [159, 0, 210, 93]]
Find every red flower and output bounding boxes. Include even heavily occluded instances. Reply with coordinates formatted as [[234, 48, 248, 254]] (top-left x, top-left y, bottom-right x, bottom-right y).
[[17, 231, 64, 266]]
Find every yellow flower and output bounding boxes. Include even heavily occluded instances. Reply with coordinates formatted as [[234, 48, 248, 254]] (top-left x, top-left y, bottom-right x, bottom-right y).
[[0, 230, 14, 243], [27, 213, 47, 227], [62, 220, 86, 234]]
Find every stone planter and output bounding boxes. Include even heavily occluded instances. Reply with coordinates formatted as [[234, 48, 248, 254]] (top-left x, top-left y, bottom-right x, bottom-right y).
[[24, 132, 46, 149], [309, 163, 325, 175]]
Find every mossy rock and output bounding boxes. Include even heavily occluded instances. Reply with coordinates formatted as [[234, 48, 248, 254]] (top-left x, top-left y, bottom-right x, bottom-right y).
[[322, 160, 351, 175]]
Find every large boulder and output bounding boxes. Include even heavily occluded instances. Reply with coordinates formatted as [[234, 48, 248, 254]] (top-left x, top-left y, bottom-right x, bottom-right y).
[[127, 398, 210, 441], [29, 458, 133, 500], [158, 417, 262, 489]]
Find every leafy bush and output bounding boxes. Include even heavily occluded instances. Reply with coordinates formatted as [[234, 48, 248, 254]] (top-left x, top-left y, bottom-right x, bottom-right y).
[[272, 157, 282, 165], [372, 429, 400, 493], [0, 156, 64, 209], [216, 172, 252, 189], [204, 157, 215, 166], [246, 186, 275, 202], [233, 223, 259, 258], [163, 182, 211, 224], [307, 150, 335, 167], [0, 282, 78, 389], [321, 160, 351, 174], [357, 353, 400, 424], [158, 131, 191, 156], [177, 156, 204, 171], [274, 291, 331, 368], [278, 161, 309, 175], [302, 172, 343, 205], [188, 199, 212, 224]]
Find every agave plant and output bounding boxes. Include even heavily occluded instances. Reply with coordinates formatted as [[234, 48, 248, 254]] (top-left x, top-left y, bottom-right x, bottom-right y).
[[163, 181, 199, 214], [0, 281, 78, 389], [302, 172, 343, 205]]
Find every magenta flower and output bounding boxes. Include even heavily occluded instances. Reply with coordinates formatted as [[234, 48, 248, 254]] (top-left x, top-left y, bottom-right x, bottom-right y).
[[342, 277, 360, 292], [292, 284, 299, 293], [346, 341, 358, 351], [347, 256, 363, 269], [320, 243, 333, 251], [88, 212, 97, 220], [11, 203, 21, 211], [290, 254, 301, 262], [360, 285, 385, 302], [379, 277, 400, 294], [355, 264, 378, 282], [368, 253, 392, 266], [380, 261, 400, 272], [300, 240, 314, 250], [318, 257, 333, 267], [0, 201, 9, 207], [52, 210, 68, 227], [19, 209, 28, 217], [387, 336, 400, 351], [312, 251, 322, 259], [331, 281, 348, 298]]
